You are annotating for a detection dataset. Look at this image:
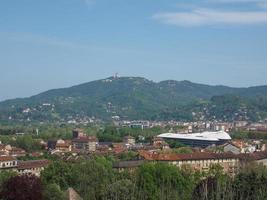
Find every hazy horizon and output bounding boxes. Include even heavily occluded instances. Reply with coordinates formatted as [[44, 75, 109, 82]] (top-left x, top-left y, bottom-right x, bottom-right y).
[[1, 0, 267, 101]]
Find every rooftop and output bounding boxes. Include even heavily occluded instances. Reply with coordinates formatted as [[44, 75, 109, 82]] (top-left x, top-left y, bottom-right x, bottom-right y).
[[17, 159, 50, 170], [113, 160, 145, 168], [139, 150, 237, 161], [0, 156, 17, 162], [158, 131, 231, 142]]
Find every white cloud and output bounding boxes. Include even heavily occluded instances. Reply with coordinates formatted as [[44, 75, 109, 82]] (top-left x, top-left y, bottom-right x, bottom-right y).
[[153, 9, 267, 26]]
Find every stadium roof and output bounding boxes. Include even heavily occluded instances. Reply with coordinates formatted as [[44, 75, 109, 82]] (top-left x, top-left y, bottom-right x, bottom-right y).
[[157, 131, 231, 142]]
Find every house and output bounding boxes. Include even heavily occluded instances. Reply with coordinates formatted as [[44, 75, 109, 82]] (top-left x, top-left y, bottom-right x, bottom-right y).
[[17, 159, 50, 177], [231, 140, 256, 153], [238, 151, 267, 167], [0, 144, 10, 156], [152, 137, 170, 150], [223, 143, 241, 154], [55, 139, 72, 152], [48, 139, 72, 153], [9, 147, 26, 157], [30, 152, 44, 157], [0, 156, 18, 170], [0, 145, 26, 157], [72, 136, 97, 152], [123, 135, 135, 146]]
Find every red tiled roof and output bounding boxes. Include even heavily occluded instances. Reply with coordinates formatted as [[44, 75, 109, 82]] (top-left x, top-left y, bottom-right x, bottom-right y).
[[72, 136, 97, 143], [238, 151, 267, 161], [0, 156, 17, 162], [17, 159, 50, 170], [56, 143, 71, 148], [10, 147, 26, 153], [138, 150, 237, 161]]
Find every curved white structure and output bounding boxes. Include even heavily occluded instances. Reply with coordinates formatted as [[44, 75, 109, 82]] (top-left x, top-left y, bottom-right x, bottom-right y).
[[158, 131, 231, 147]]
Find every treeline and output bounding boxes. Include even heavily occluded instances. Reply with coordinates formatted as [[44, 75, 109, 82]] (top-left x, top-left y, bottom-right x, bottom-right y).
[[232, 130, 267, 140], [0, 124, 169, 146], [1, 156, 266, 200]]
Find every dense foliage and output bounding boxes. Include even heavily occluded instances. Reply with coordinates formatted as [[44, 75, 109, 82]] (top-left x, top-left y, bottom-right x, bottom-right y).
[[1, 157, 267, 200]]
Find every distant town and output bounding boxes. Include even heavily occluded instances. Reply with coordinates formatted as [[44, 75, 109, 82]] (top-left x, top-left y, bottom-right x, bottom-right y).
[[1, 77, 267, 199], [1, 118, 267, 173]]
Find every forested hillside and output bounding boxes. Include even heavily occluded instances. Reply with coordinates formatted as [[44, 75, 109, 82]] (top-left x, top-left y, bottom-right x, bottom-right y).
[[1, 77, 267, 122]]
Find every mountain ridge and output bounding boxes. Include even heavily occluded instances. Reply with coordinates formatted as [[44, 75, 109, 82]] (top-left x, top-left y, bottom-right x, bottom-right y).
[[1, 76, 267, 122]]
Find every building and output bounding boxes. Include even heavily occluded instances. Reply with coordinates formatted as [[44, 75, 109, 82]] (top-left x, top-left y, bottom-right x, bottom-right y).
[[72, 129, 86, 139], [238, 151, 267, 167], [72, 136, 97, 152], [113, 150, 267, 176], [152, 137, 170, 149], [123, 135, 135, 146], [0, 145, 26, 157], [17, 159, 50, 177], [158, 131, 231, 148], [0, 157, 50, 176], [0, 144, 11, 156], [138, 150, 239, 175], [55, 139, 72, 152], [113, 160, 145, 172], [112, 143, 127, 154], [223, 143, 241, 155], [0, 156, 17, 170], [9, 147, 26, 157]]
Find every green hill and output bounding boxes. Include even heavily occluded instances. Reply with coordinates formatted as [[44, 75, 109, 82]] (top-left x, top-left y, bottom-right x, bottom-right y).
[[1, 76, 267, 122]]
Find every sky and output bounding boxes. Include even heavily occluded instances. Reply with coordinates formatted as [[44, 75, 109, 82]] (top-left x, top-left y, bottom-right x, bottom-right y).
[[1, 0, 267, 101]]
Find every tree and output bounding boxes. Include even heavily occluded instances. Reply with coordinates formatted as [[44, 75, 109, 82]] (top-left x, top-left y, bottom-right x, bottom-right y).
[[72, 156, 114, 200], [119, 151, 138, 161], [14, 135, 41, 152], [174, 147, 193, 154], [136, 162, 193, 200], [104, 179, 135, 200], [41, 161, 73, 190], [233, 164, 267, 200], [0, 174, 43, 200], [43, 183, 65, 200]]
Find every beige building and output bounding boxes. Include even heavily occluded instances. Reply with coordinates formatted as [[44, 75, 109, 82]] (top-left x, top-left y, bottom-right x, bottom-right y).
[[72, 136, 97, 152], [139, 151, 239, 175]]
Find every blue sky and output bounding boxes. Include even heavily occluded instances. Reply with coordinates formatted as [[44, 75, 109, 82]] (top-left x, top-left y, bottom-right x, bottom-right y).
[[1, 0, 267, 100]]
